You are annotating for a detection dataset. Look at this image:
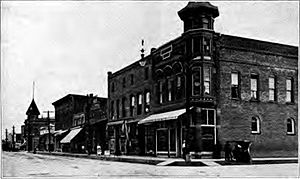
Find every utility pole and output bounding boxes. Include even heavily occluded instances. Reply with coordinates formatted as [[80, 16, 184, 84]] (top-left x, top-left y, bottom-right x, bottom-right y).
[[85, 94, 93, 155], [12, 126, 15, 151], [5, 128, 8, 151], [43, 111, 54, 152]]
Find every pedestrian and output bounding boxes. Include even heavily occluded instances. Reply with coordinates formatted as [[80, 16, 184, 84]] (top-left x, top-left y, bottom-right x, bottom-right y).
[[224, 141, 233, 161], [182, 140, 186, 159]]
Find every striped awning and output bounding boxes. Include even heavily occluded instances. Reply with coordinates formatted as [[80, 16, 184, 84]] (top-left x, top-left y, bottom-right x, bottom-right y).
[[138, 108, 185, 125], [60, 128, 82, 143]]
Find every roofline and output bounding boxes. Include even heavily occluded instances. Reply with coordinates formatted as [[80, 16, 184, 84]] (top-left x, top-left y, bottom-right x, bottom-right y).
[[52, 94, 107, 105], [109, 36, 183, 79], [221, 34, 298, 49], [109, 55, 151, 78]]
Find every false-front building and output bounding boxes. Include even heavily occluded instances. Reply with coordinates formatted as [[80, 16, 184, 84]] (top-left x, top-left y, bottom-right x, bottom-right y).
[[107, 2, 298, 158]]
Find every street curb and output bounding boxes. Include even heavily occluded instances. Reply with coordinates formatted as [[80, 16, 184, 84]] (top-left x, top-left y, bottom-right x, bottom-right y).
[[36, 151, 164, 165]]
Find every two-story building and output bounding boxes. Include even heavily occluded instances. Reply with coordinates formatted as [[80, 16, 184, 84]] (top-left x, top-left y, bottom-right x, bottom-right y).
[[52, 94, 107, 153], [107, 2, 298, 158]]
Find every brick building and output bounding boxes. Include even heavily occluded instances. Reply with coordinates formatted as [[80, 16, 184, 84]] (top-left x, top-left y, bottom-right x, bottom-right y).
[[107, 2, 298, 158], [52, 94, 107, 153], [107, 55, 152, 155]]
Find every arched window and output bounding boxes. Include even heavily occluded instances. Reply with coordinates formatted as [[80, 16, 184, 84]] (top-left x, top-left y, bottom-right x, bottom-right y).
[[172, 62, 183, 74], [155, 69, 164, 79], [251, 116, 260, 134], [163, 65, 173, 76], [287, 118, 295, 135]]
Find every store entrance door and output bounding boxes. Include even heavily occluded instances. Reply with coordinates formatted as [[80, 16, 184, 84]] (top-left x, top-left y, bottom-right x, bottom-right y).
[[156, 128, 176, 156], [200, 109, 216, 152]]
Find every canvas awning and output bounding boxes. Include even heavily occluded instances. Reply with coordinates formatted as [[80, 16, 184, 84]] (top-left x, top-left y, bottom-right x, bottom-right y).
[[107, 120, 123, 126], [138, 108, 186, 125], [54, 129, 68, 136], [60, 128, 82, 144]]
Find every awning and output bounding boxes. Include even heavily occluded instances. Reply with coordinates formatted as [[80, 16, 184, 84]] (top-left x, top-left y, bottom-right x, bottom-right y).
[[107, 118, 143, 126], [107, 120, 123, 126], [138, 108, 186, 125], [60, 128, 82, 143], [54, 129, 68, 136]]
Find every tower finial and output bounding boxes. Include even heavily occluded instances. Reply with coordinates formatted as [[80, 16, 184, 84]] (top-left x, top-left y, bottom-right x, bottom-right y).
[[140, 39, 145, 59], [33, 81, 35, 99]]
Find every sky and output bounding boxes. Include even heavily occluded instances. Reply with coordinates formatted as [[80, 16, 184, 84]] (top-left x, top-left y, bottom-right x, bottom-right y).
[[1, 1, 299, 135]]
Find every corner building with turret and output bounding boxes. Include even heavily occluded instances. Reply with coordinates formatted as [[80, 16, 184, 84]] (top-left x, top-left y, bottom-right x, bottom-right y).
[[107, 2, 298, 158]]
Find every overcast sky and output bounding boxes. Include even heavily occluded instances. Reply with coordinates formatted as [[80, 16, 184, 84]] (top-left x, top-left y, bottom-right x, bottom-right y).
[[1, 1, 298, 134]]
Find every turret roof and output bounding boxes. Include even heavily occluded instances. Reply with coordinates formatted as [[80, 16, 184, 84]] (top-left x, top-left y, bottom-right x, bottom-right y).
[[26, 99, 40, 116], [178, 2, 219, 19]]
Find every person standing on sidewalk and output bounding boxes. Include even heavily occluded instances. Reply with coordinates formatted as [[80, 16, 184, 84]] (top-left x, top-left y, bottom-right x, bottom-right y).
[[182, 140, 186, 160]]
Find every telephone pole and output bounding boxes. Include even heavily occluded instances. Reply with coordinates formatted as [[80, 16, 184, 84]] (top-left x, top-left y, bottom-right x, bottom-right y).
[[12, 126, 15, 151], [43, 111, 54, 152], [5, 128, 8, 151]]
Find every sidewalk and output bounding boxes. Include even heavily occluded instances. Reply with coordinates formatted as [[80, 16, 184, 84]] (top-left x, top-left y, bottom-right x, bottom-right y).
[[36, 151, 298, 166]]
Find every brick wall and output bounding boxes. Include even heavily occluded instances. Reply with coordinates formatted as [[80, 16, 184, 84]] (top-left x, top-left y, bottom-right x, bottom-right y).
[[218, 47, 298, 157]]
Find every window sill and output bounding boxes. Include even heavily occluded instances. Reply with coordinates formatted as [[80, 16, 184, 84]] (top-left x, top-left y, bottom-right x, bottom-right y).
[[287, 132, 296, 136], [251, 131, 261, 135]]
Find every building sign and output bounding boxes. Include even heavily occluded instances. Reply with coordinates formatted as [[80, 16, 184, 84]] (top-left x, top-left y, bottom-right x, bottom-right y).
[[39, 124, 55, 135], [160, 45, 172, 60]]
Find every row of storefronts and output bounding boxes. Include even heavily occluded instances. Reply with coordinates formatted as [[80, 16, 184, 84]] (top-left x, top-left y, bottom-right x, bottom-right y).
[[23, 2, 297, 158]]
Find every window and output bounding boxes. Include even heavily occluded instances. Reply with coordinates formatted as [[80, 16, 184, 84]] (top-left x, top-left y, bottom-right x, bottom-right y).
[[122, 97, 126, 117], [287, 118, 295, 135], [144, 91, 150, 113], [111, 82, 115, 93], [200, 109, 215, 125], [251, 116, 260, 134], [192, 67, 201, 96], [130, 74, 134, 85], [204, 67, 210, 95], [231, 72, 239, 99], [110, 101, 114, 119], [130, 95, 135, 116], [202, 18, 209, 29], [137, 93, 142, 115], [122, 77, 126, 88], [286, 78, 293, 103], [177, 76, 181, 88], [203, 38, 210, 56], [167, 79, 174, 101], [193, 37, 201, 54], [158, 81, 163, 104], [175, 75, 184, 100], [269, 77, 276, 101], [116, 99, 120, 119], [250, 74, 259, 100], [144, 67, 149, 80]]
